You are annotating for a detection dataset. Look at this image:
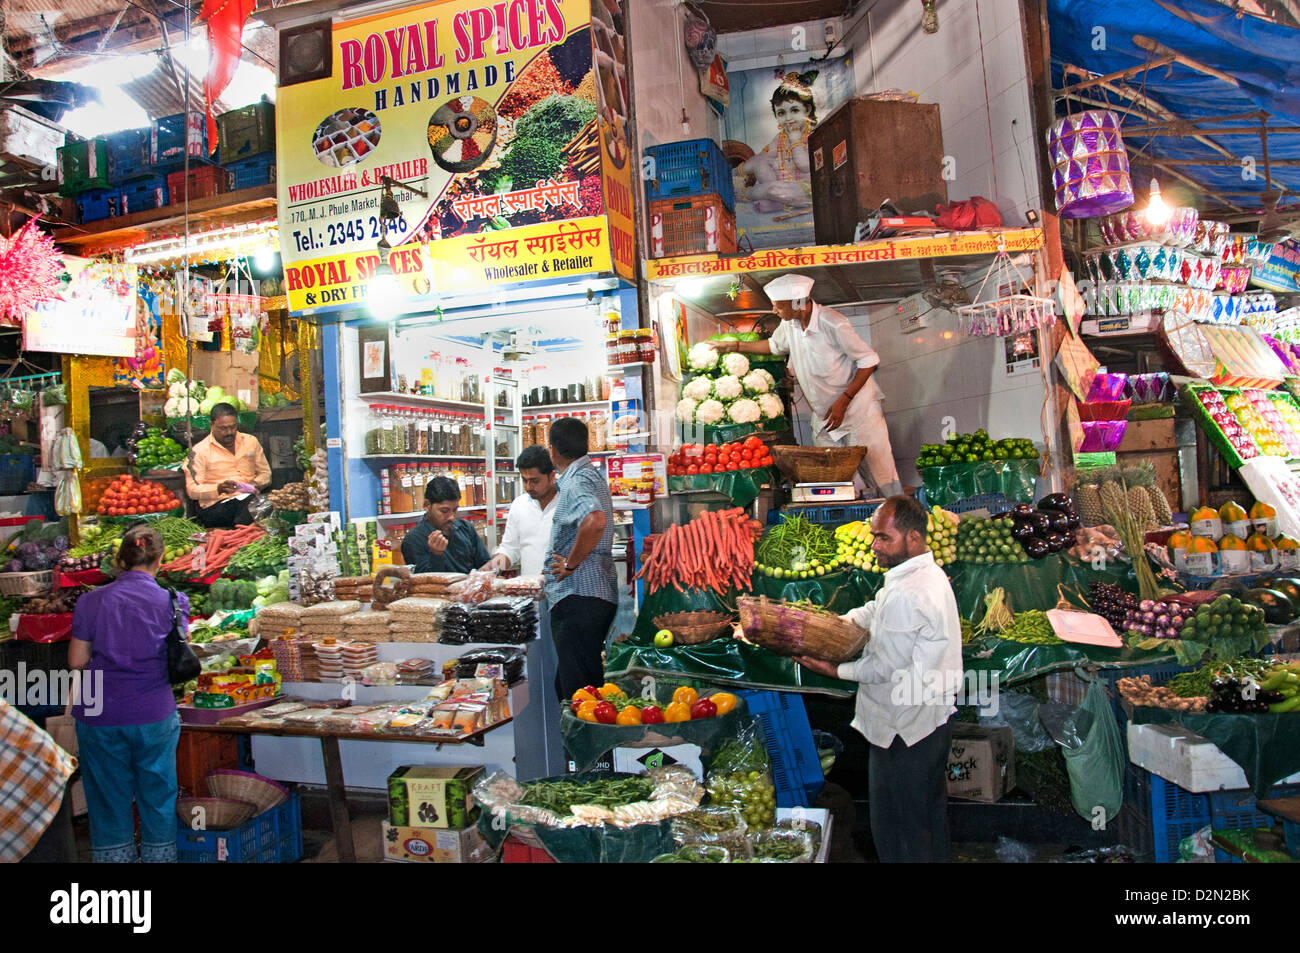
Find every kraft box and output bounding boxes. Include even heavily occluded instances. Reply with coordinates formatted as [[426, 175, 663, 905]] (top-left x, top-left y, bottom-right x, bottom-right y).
[[946, 724, 1015, 803], [381, 822, 492, 863], [387, 764, 484, 829]]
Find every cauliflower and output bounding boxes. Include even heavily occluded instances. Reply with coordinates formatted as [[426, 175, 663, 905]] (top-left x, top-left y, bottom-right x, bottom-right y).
[[696, 399, 726, 426], [758, 393, 785, 419], [712, 375, 743, 401], [722, 352, 750, 377], [187, 398, 201, 415], [728, 398, 761, 425], [164, 396, 181, 417], [743, 370, 773, 394], [168, 381, 187, 399], [682, 377, 713, 402], [675, 397, 700, 422], [688, 342, 719, 372]]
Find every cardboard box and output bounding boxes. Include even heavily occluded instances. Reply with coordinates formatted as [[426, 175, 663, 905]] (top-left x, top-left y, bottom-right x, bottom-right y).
[[946, 724, 1015, 803], [381, 822, 491, 863], [190, 348, 260, 410], [387, 764, 485, 829]]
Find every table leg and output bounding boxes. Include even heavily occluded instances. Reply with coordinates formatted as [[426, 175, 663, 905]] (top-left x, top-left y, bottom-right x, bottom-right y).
[[319, 736, 355, 864]]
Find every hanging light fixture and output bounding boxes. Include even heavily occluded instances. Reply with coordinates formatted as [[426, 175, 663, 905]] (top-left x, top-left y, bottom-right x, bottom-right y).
[[1144, 177, 1172, 226], [368, 175, 429, 320], [921, 0, 939, 34]]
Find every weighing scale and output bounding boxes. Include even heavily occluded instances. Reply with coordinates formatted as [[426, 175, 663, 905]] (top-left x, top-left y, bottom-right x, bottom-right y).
[[791, 482, 858, 503]]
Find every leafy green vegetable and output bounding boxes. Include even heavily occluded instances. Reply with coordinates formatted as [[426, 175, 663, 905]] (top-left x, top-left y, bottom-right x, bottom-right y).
[[518, 777, 654, 816], [513, 94, 596, 149]]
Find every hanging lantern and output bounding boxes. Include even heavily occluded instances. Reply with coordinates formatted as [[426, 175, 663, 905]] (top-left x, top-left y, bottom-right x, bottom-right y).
[[1046, 109, 1134, 219]]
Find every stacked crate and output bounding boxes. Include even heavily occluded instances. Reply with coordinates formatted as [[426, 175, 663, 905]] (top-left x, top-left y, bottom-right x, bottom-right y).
[[218, 99, 276, 191], [151, 111, 228, 208], [644, 139, 737, 258]]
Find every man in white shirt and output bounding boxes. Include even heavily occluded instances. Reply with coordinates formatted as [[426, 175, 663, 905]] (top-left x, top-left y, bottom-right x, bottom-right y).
[[796, 495, 962, 862], [715, 273, 901, 497], [483, 444, 558, 577]]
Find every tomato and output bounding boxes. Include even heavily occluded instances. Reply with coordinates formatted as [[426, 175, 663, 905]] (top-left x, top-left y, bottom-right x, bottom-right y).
[[759, 455, 774, 467], [699, 464, 714, 474], [726, 461, 740, 470], [743, 435, 763, 450], [686, 465, 700, 476]]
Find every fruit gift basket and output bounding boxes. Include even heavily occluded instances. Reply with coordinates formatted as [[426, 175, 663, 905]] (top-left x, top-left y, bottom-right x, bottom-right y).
[[737, 595, 869, 662]]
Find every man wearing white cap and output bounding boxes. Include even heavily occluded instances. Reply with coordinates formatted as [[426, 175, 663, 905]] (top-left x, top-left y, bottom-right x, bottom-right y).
[[715, 274, 902, 497]]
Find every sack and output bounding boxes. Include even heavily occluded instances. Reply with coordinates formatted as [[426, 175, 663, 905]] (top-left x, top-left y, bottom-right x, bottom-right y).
[[1058, 678, 1124, 825], [935, 196, 1004, 230], [165, 589, 201, 684]]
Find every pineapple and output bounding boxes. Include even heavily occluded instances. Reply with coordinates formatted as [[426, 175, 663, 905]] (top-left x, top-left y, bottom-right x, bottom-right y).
[[1099, 480, 1127, 525], [1148, 484, 1174, 525], [1128, 485, 1159, 531], [1076, 484, 1105, 526]]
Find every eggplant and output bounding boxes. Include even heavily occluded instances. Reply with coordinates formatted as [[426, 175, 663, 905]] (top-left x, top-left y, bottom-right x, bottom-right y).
[[1065, 512, 1082, 530], [1011, 503, 1035, 519], [1027, 512, 1052, 536], [1047, 513, 1071, 533], [1037, 492, 1072, 513], [1024, 538, 1050, 559], [1011, 521, 1036, 541], [1045, 532, 1070, 553]]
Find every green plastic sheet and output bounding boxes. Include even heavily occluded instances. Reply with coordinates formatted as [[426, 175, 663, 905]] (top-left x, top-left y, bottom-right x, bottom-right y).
[[920, 459, 1040, 506], [679, 417, 789, 446], [475, 773, 676, 863], [962, 637, 1178, 687], [945, 557, 1136, 621], [667, 467, 776, 507], [1128, 708, 1300, 799]]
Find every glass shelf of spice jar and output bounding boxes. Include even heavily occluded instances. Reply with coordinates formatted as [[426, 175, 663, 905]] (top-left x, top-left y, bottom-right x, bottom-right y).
[[361, 454, 501, 461], [361, 391, 485, 410]]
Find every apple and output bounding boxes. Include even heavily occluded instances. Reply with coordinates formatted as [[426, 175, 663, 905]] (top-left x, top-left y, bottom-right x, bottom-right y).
[[654, 629, 674, 647]]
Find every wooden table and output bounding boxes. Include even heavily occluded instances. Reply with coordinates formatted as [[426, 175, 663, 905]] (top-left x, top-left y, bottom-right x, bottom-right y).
[[183, 719, 512, 863]]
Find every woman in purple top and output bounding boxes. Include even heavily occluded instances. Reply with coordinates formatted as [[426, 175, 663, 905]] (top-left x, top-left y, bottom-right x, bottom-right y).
[[70, 523, 189, 863]]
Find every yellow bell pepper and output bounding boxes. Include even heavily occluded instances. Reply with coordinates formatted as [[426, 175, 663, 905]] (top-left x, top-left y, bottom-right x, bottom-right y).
[[571, 688, 599, 706], [615, 706, 642, 726], [576, 700, 600, 722], [598, 682, 626, 700], [708, 692, 739, 715], [672, 686, 698, 707], [664, 701, 691, 723]]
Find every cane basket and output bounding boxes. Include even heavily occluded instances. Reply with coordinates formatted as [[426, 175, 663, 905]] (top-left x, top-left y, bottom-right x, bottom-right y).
[[770, 446, 866, 484], [737, 595, 869, 662]]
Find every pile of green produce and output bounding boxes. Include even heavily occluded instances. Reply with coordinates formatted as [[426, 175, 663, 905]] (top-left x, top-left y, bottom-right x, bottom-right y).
[[1166, 657, 1274, 698], [706, 734, 777, 829], [651, 845, 730, 863], [224, 535, 289, 579], [754, 514, 842, 578], [155, 516, 202, 564], [129, 427, 185, 469], [956, 517, 1030, 564], [253, 571, 290, 608], [1133, 593, 1270, 665], [0, 435, 35, 456], [209, 578, 259, 611], [517, 776, 654, 816], [917, 430, 1039, 467], [997, 610, 1062, 645], [258, 387, 294, 409], [68, 523, 122, 559]]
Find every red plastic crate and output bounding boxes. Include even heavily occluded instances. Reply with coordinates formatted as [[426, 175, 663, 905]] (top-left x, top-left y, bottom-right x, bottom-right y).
[[166, 165, 231, 204], [501, 835, 555, 863], [649, 194, 737, 259]]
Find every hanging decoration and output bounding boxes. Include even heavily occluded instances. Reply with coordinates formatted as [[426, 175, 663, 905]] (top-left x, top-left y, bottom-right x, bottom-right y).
[[1045, 109, 1134, 219], [0, 220, 66, 326], [957, 251, 1055, 338], [198, 0, 259, 154], [683, 3, 717, 72]]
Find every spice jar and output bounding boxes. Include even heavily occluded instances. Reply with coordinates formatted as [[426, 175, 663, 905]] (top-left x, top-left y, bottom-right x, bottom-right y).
[[636, 328, 655, 364], [536, 414, 552, 449], [379, 468, 392, 514], [618, 329, 637, 365], [605, 332, 620, 368], [365, 405, 383, 455], [589, 411, 607, 453]]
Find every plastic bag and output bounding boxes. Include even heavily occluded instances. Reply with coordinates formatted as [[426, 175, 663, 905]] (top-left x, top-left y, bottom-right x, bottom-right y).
[[1037, 701, 1084, 749], [672, 806, 750, 858], [41, 383, 67, 406], [705, 718, 776, 829], [54, 471, 81, 516], [651, 844, 731, 863], [749, 827, 814, 863], [1058, 679, 1124, 824], [979, 690, 1052, 753]]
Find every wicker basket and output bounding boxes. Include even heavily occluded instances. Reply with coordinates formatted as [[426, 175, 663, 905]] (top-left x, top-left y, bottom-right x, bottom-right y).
[[770, 446, 867, 484], [652, 611, 734, 645], [737, 595, 869, 662], [204, 769, 290, 813], [0, 570, 53, 597], [175, 796, 259, 830]]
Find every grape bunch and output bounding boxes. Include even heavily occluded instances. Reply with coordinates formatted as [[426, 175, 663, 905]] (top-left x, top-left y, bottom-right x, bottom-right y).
[[1089, 582, 1138, 629]]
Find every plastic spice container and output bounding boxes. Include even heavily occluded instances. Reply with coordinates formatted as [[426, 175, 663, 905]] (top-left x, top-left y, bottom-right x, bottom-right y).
[[589, 411, 607, 452], [605, 333, 620, 367], [536, 414, 552, 448], [410, 464, 426, 506], [474, 465, 486, 506], [379, 468, 391, 514], [389, 465, 409, 513], [494, 417, 511, 458], [636, 329, 655, 364], [618, 329, 638, 365]]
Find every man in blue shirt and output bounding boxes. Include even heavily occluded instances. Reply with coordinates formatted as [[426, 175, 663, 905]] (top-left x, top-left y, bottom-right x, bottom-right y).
[[545, 416, 618, 700], [401, 475, 490, 574]]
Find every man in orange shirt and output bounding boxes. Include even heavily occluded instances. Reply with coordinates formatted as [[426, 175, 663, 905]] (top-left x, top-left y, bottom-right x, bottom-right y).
[[184, 403, 272, 527]]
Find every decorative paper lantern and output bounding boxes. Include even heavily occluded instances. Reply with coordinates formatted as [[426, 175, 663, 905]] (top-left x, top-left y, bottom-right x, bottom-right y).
[[1046, 110, 1134, 219]]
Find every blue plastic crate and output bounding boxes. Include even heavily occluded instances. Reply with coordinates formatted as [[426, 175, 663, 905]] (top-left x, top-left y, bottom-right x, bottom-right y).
[[119, 175, 170, 215], [1208, 783, 1300, 832], [738, 690, 824, 807], [0, 454, 35, 493], [770, 502, 882, 528], [76, 188, 122, 223], [150, 112, 210, 169], [105, 128, 151, 184], [1283, 817, 1300, 858], [644, 139, 735, 211], [226, 154, 276, 191], [1147, 772, 1212, 863], [177, 793, 302, 863]]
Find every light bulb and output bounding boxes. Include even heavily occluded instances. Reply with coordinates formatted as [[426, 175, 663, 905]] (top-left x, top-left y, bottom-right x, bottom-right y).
[[368, 262, 405, 320], [253, 247, 278, 272], [1144, 178, 1172, 227]]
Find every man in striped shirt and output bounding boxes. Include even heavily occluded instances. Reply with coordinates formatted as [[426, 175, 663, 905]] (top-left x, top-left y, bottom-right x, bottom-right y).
[[544, 416, 618, 701], [0, 699, 77, 862]]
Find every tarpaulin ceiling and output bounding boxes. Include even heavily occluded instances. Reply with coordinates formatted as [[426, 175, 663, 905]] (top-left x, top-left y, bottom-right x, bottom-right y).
[[1049, 0, 1300, 220]]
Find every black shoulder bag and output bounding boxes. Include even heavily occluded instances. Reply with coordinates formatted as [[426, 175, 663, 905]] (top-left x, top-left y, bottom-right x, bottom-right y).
[[165, 588, 201, 684]]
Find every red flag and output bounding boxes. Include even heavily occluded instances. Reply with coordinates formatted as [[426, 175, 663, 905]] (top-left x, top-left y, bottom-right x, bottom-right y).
[[198, 0, 258, 154]]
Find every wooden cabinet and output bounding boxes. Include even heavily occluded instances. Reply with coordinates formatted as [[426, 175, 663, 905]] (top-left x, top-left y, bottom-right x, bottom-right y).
[[808, 99, 947, 245]]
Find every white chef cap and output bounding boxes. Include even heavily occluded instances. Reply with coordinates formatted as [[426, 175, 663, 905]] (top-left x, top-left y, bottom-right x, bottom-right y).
[[763, 273, 815, 302]]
